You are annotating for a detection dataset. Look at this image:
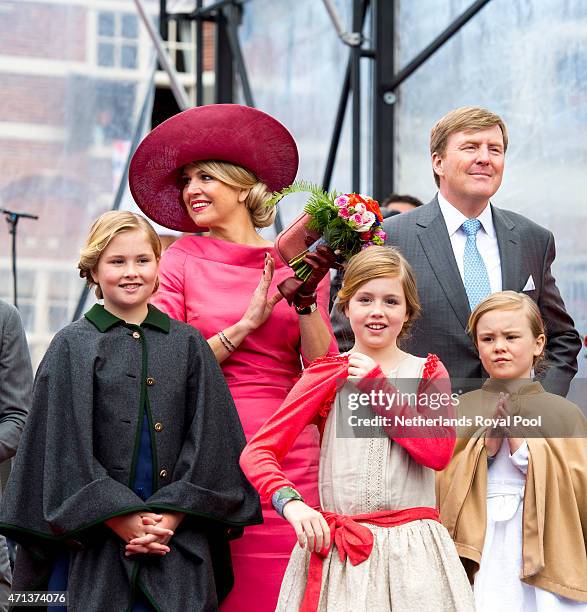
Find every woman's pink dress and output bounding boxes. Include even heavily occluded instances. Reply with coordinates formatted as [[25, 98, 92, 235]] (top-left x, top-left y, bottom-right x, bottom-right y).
[[151, 235, 336, 611]]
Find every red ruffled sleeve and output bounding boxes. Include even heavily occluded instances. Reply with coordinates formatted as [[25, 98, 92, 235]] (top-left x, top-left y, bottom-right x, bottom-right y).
[[240, 355, 348, 500], [357, 354, 456, 471]]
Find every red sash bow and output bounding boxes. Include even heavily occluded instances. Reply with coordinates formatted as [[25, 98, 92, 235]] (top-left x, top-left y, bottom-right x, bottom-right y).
[[300, 506, 440, 612]]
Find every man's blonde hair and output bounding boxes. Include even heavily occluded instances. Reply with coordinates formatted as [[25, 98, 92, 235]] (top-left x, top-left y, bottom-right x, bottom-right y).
[[78, 211, 161, 299], [430, 106, 508, 187]]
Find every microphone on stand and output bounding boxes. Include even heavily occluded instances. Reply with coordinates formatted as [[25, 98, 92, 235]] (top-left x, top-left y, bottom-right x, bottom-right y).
[[1, 209, 39, 220], [1, 208, 39, 310]]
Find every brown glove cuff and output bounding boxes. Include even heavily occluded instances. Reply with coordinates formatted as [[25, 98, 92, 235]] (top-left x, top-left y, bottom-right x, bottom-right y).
[[292, 291, 318, 308]]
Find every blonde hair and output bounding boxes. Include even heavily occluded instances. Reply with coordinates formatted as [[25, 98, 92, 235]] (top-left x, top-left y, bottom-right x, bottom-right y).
[[467, 291, 546, 365], [78, 211, 162, 299], [192, 160, 276, 228], [337, 246, 421, 340], [430, 106, 509, 187]]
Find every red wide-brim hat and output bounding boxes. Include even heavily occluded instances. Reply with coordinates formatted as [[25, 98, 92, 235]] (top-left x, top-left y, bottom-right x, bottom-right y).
[[129, 104, 299, 232]]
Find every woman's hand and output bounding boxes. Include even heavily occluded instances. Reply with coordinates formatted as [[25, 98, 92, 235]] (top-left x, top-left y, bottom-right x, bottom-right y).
[[208, 253, 284, 362], [125, 512, 184, 556], [347, 353, 378, 379], [282, 500, 331, 554], [484, 392, 509, 458], [240, 253, 283, 332]]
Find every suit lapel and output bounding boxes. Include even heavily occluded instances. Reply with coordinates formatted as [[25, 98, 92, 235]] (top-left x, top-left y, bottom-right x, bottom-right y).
[[416, 198, 471, 329], [492, 206, 522, 291]]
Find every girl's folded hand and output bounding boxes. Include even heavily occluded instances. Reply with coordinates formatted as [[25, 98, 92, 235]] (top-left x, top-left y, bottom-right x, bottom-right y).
[[283, 500, 331, 554], [125, 512, 185, 556]]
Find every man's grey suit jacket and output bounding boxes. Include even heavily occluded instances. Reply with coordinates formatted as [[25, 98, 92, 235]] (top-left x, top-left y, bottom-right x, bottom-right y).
[[0, 299, 32, 610], [331, 197, 581, 396], [0, 300, 31, 464]]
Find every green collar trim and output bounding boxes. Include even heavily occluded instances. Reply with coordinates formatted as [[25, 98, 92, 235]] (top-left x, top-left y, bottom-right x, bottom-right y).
[[84, 304, 170, 333], [143, 304, 170, 333]]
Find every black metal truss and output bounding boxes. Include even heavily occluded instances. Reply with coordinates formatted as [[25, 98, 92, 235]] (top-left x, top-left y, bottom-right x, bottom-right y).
[[161, 0, 494, 213]]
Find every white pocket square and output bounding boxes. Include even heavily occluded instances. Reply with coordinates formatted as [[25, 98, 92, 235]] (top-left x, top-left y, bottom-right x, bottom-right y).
[[522, 275, 535, 291]]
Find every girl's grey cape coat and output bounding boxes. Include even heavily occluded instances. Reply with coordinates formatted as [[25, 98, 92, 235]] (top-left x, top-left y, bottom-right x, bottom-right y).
[[0, 306, 262, 611]]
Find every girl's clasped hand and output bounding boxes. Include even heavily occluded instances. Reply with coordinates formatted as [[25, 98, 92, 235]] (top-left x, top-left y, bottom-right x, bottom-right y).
[[106, 512, 171, 556], [483, 392, 510, 458], [106, 511, 187, 557], [347, 352, 377, 378]]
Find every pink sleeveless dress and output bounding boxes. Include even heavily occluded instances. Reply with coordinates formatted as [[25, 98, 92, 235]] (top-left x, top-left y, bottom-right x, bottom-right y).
[[151, 235, 336, 611]]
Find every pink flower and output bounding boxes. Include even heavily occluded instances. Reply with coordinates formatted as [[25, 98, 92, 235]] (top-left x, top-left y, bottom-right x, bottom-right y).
[[354, 202, 366, 214], [350, 213, 363, 226], [334, 195, 349, 207], [363, 211, 375, 225], [338, 207, 350, 219], [374, 228, 386, 239], [355, 211, 376, 231]]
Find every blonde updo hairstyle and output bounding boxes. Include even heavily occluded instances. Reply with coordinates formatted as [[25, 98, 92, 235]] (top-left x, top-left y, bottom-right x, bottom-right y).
[[467, 291, 546, 367], [337, 246, 421, 341], [78, 211, 162, 299], [191, 160, 276, 228]]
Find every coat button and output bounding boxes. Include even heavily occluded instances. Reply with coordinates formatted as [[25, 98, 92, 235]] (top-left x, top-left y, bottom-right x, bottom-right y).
[[146, 377, 155, 386], [154, 422, 163, 432], [132, 331, 140, 339], [159, 468, 168, 479]]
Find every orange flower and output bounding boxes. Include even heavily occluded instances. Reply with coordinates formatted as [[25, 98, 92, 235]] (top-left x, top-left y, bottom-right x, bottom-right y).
[[364, 198, 383, 222]]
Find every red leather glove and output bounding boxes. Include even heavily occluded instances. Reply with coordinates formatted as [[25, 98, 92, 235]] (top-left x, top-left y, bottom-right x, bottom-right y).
[[278, 245, 338, 307]]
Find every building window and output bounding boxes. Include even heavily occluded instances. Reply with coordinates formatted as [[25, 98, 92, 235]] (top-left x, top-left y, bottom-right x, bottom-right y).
[[97, 11, 139, 69], [165, 18, 196, 74]]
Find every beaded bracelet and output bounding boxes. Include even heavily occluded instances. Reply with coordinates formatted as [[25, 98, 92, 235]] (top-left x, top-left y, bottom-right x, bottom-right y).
[[272, 486, 304, 518], [219, 330, 236, 352], [217, 331, 234, 353]]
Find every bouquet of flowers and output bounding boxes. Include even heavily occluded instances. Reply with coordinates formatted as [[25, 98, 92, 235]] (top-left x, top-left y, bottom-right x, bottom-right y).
[[269, 182, 386, 281]]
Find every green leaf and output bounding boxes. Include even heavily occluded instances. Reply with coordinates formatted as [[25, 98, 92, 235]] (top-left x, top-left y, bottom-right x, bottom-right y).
[[264, 180, 331, 208]]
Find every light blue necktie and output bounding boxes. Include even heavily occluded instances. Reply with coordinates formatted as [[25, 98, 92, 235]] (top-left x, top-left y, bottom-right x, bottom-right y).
[[462, 219, 491, 310]]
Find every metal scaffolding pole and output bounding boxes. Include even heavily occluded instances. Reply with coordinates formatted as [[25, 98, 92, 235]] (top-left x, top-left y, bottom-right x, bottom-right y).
[[371, 0, 395, 201], [134, 0, 190, 110], [350, 0, 363, 192], [380, 0, 493, 96], [321, 0, 369, 192], [154, 0, 493, 221], [196, 0, 204, 106], [223, 3, 255, 108], [214, 9, 234, 103], [321, 0, 362, 47]]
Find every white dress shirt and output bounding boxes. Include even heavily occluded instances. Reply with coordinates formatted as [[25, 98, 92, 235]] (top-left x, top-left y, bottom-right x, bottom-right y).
[[437, 193, 502, 294]]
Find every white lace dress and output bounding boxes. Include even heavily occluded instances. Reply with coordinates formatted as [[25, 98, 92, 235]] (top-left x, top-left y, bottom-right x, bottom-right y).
[[276, 354, 475, 611]]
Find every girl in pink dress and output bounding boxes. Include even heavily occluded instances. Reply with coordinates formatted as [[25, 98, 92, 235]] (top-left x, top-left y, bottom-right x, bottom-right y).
[[129, 104, 337, 611]]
